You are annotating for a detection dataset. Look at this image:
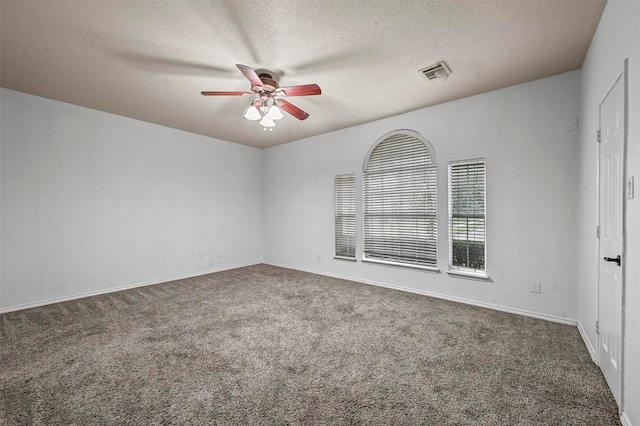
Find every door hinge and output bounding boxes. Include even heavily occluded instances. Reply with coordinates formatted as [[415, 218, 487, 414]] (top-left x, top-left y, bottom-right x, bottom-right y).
[[596, 321, 600, 334], [596, 225, 600, 239], [597, 129, 601, 143]]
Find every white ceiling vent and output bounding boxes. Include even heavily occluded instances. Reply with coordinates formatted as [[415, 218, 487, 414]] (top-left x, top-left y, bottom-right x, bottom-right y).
[[419, 61, 452, 81]]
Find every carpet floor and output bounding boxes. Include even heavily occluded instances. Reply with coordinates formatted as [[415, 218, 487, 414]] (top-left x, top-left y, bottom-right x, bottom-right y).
[[0, 264, 619, 425]]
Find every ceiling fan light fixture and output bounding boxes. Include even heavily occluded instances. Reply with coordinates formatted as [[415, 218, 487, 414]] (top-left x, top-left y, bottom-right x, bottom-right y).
[[244, 106, 262, 120], [259, 116, 276, 128], [266, 105, 284, 120]]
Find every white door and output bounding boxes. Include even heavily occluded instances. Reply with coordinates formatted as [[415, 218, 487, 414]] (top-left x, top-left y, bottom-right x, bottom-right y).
[[598, 73, 625, 406]]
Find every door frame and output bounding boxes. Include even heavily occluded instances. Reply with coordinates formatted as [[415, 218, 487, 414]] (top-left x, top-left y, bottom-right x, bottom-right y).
[[595, 58, 628, 409]]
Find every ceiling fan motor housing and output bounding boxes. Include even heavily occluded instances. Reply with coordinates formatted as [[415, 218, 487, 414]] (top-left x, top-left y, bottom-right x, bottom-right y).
[[257, 73, 279, 93]]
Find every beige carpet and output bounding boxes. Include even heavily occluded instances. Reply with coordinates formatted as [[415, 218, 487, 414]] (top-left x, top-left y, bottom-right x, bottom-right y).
[[0, 264, 619, 425]]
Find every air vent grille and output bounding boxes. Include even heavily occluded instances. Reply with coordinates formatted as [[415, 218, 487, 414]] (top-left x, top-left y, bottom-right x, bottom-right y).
[[420, 61, 451, 81]]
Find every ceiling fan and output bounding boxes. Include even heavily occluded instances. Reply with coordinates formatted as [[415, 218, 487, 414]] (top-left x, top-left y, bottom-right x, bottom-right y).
[[201, 64, 321, 129]]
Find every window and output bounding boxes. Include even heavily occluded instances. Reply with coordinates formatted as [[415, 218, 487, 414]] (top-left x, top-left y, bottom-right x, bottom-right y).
[[335, 174, 356, 259], [363, 131, 437, 269], [448, 159, 486, 275]]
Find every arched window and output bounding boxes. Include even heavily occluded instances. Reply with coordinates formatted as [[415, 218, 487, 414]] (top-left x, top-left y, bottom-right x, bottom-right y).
[[363, 130, 438, 269]]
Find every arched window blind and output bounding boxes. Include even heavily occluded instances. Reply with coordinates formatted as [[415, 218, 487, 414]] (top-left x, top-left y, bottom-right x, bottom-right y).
[[363, 131, 437, 268]]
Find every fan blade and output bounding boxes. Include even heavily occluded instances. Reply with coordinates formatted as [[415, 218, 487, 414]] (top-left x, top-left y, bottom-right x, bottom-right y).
[[236, 64, 264, 87], [201, 91, 252, 96], [276, 99, 310, 120], [277, 84, 321, 97]]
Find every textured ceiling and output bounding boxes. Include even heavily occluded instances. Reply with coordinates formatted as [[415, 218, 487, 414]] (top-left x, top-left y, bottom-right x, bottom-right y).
[[0, 0, 606, 148]]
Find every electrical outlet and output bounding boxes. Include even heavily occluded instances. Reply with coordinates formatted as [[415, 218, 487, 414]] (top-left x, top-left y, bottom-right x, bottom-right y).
[[530, 281, 541, 293], [316, 252, 322, 260], [197, 246, 207, 261]]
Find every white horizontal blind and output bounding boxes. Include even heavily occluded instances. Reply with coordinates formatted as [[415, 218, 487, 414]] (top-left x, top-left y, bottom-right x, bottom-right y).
[[363, 133, 437, 267], [335, 174, 356, 258], [448, 159, 486, 271]]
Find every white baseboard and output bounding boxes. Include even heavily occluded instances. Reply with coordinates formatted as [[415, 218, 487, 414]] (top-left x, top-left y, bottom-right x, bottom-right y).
[[621, 411, 632, 426], [2, 260, 580, 327], [0, 261, 261, 314], [265, 262, 577, 326], [577, 320, 597, 363]]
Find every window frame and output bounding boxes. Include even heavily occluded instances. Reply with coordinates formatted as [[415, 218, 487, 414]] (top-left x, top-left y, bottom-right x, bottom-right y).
[[334, 173, 357, 260], [447, 158, 488, 280], [362, 130, 438, 271]]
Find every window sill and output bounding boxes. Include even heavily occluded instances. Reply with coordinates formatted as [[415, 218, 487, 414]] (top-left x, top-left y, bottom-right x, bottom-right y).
[[363, 258, 440, 273], [334, 256, 357, 262], [447, 269, 490, 281]]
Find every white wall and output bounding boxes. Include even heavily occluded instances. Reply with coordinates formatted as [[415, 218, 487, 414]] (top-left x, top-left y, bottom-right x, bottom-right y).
[[578, 0, 640, 424], [264, 71, 580, 323], [0, 89, 264, 312]]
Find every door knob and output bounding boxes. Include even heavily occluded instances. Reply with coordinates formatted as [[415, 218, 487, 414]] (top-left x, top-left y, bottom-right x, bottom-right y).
[[603, 255, 621, 266]]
